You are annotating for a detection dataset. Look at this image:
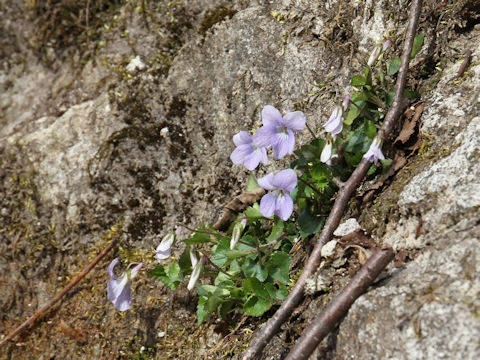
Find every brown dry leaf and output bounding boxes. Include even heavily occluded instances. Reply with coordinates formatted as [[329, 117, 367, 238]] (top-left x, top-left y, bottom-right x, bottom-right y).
[[339, 229, 377, 249], [213, 188, 265, 230], [395, 103, 425, 145]]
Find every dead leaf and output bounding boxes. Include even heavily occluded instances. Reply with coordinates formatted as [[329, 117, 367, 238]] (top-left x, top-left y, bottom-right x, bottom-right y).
[[213, 188, 265, 231], [395, 103, 425, 145], [339, 229, 376, 249]]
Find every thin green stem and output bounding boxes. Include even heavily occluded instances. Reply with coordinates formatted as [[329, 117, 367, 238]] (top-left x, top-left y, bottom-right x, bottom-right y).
[[297, 176, 323, 196], [305, 123, 317, 139], [179, 223, 223, 240], [200, 251, 241, 281], [349, 99, 376, 122]]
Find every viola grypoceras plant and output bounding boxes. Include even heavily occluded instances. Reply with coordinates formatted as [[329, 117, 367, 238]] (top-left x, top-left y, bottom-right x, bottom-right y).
[[112, 34, 423, 326]]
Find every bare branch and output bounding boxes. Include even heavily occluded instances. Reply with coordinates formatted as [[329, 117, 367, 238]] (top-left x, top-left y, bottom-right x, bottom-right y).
[[242, 1, 423, 358], [0, 237, 119, 348], [285, 246, 395, 360]]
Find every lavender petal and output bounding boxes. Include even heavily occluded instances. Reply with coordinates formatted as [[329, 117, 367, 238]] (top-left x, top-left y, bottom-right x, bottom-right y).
[[283, 111, 306, 132], [259, 193, 277, 218], [261, 105, 283, 127], [258, 172, 276, 191], [271, 169, 297, 193], [233, 131, 252, 146], [275, 193, 294, 221]]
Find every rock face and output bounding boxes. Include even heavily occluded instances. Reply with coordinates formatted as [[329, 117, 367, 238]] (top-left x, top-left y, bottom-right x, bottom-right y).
[[0, 0, 479, 359]]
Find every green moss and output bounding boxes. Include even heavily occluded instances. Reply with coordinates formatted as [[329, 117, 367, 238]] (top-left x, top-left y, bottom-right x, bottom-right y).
[[199, 6, 237, 35], [28, 0, 124, 64]]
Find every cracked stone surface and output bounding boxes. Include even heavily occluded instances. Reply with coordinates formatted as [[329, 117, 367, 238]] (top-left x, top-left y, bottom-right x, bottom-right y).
[[1, 0, 479, 358]]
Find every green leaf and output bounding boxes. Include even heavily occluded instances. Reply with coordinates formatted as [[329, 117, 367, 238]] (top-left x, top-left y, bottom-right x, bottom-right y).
[[267, 252, 291, 284], [311, 163, 331, 187], [197, 296, 210, 324], [381, 158, 393, 173], [183, 227, 211, 245], [345, 151, 364, 167], [226, 249, 251, 260], [387, 58, 401, 76], [363, 120, 377, 139], [267, 219, 284, 243], [385, 90, 395, 107], [344, 130, 369, 153], [236, 234, 256, 252], [210, 237, 231, 267], [241, 259, 268, 282], [245, 204, 263, 221], [244, 295, 272, 316], [218, 300, 235, 319], [411, 32, 423, 59], [294, 139, 323, 161], [148, 264, 184, 290], [298, 209, 324, 235], [206, 293, 224, 313], [351, 91, 369, 102], [265, 283, 288, 301], [247, 173, 260, 191], [243, 277, 270, 300], [345, 103, 362, 125], [367, 164, 377, 175], [351, 75, 366, 86]]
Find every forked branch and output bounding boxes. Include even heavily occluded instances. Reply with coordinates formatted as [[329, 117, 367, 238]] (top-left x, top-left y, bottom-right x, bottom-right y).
[[242, 1, 423, 358], [285, 246, 395, 360]]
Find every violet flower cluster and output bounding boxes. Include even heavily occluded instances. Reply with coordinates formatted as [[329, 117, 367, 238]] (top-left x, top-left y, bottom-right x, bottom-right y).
[[230, 105, 306, 170], [230, 105, 306, 221]]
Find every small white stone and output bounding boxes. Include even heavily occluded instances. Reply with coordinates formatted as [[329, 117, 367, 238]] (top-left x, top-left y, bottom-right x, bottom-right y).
[[126, 56, 146, 73], [158, 331, 166, 338], [321, 240, 338, 257], [160, 127, 169, 135], [334, 218, 361, 237]]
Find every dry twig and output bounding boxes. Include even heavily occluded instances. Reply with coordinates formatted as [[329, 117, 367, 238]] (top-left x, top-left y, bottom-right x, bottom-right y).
[[285, 246, 395, 360], [0, 237, 119, 348], [242, 1, 423, 358]]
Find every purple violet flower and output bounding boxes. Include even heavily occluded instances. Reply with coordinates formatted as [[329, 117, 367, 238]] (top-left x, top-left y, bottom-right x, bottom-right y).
[[155, 232, 175, 262], [253, 105, 306, 159], [324, 106, 343, 137], [363, 137, 385, 164], [230, 131, 268, 170], [107, 258, 143, 312], [258, 169, 297, 221], [187, 249, 205, 291], [321, 138, 333, 165]]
